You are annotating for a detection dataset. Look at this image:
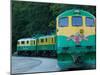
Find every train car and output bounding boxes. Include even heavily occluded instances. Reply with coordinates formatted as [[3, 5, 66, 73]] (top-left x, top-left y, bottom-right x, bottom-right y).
[[16, 35, 57, 57], [37, 35, 56, 57], [17, 38, 37, 56], [56, 9, 96, 70]]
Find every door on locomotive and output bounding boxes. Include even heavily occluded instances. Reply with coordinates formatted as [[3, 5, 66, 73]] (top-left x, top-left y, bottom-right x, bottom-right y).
[[56, 9, 96, 70]]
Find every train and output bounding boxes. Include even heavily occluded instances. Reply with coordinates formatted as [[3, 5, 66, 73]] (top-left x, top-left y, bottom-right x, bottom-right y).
[[17, 35, 56, 57], [56, 9, 96, 69], [16, 9, 96, 70]]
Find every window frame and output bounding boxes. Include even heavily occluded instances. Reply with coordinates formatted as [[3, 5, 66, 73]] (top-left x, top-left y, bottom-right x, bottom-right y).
[[72, 16, 83, 26], [59, 17, 69, 27], [86, 17, 94, 27]]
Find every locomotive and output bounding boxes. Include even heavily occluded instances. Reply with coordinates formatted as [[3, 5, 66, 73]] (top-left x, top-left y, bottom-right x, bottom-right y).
[[56, 9, 96, 69], [16, 9, 96, 70]]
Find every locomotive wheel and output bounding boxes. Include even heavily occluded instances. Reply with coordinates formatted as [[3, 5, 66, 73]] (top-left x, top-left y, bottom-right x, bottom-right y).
[[31, 52, 34, 56], [50, 51, 52, 57], [31, 51, 36, 56], [24, 51, 27, 56], [20, 51, 23, 56], [42, 51, 46, 57], [49, 51, 52, 57], [27, 51, 31, 56], [47, 51, 50, 57], [44, 51, 47, 57], [17, 51, 21, 56], [41, 51, 44, 57], [17, 51, 23, 56], [38, 51, 42, 57]]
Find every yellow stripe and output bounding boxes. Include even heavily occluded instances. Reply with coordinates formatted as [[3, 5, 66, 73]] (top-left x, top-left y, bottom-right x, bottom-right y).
[[38, 37, 55, 45], [56, 16, 96, 37], [83, 16, 86, 26]]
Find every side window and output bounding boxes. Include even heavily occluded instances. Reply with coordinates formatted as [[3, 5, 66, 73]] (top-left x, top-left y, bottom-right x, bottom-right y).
[[41, 39, 44, 43], [59, 17, 68, 27], [52, 38, 54, 43], [72, 16, 82, 26], [86, 17, 94, 27], [21, 41, 24, 44]]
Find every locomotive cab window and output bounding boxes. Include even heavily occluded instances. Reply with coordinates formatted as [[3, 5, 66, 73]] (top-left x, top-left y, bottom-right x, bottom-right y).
[[21, 41, 25, 44], [86, 17, 94, 27], [26, 41, 29, 44], [72, 16, 82, 26], [59, 17, 68, 27], [41, 39, 44, 43]]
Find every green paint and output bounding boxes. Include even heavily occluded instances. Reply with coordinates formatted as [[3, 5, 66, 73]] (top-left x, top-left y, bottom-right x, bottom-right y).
[[82, 52, 96, 65], [57, 53, 74, 69], [37, 44, 56, 51], [57, 9, 95, 18], [80, 35, 96, 46], [57, 35, 96, 47], [57, 35, 96, 54], [17, 46, 36, 51], [57, 36, 75, 48]]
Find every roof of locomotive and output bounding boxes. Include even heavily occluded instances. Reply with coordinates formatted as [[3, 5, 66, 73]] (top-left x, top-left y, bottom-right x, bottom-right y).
[[57, 9, 95, 18], [18, 38, 36, 41], [38, 35, 55, 39], [18, 35, 55, 41]]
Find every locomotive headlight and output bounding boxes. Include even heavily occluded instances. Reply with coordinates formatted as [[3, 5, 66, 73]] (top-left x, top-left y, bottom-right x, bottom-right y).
[[79, 29, 88, 41], [80, 29, 84, 34], [74, 10, 80, 14]]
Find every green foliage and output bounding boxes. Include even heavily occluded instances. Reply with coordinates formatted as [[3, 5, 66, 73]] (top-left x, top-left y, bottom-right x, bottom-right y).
[[12, 1, 96, 53]]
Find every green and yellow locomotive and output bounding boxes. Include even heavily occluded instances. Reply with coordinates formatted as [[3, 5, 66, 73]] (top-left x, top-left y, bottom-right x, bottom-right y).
[[17, 35, 56, 57], [16, 9, 96, 70], [56, 9, 96, 69]]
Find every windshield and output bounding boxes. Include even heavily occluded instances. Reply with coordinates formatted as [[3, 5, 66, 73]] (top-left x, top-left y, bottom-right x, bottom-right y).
[[59, 17, 68, 27], [72, 16, 82, 26], [86, 17, 94, 27]]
